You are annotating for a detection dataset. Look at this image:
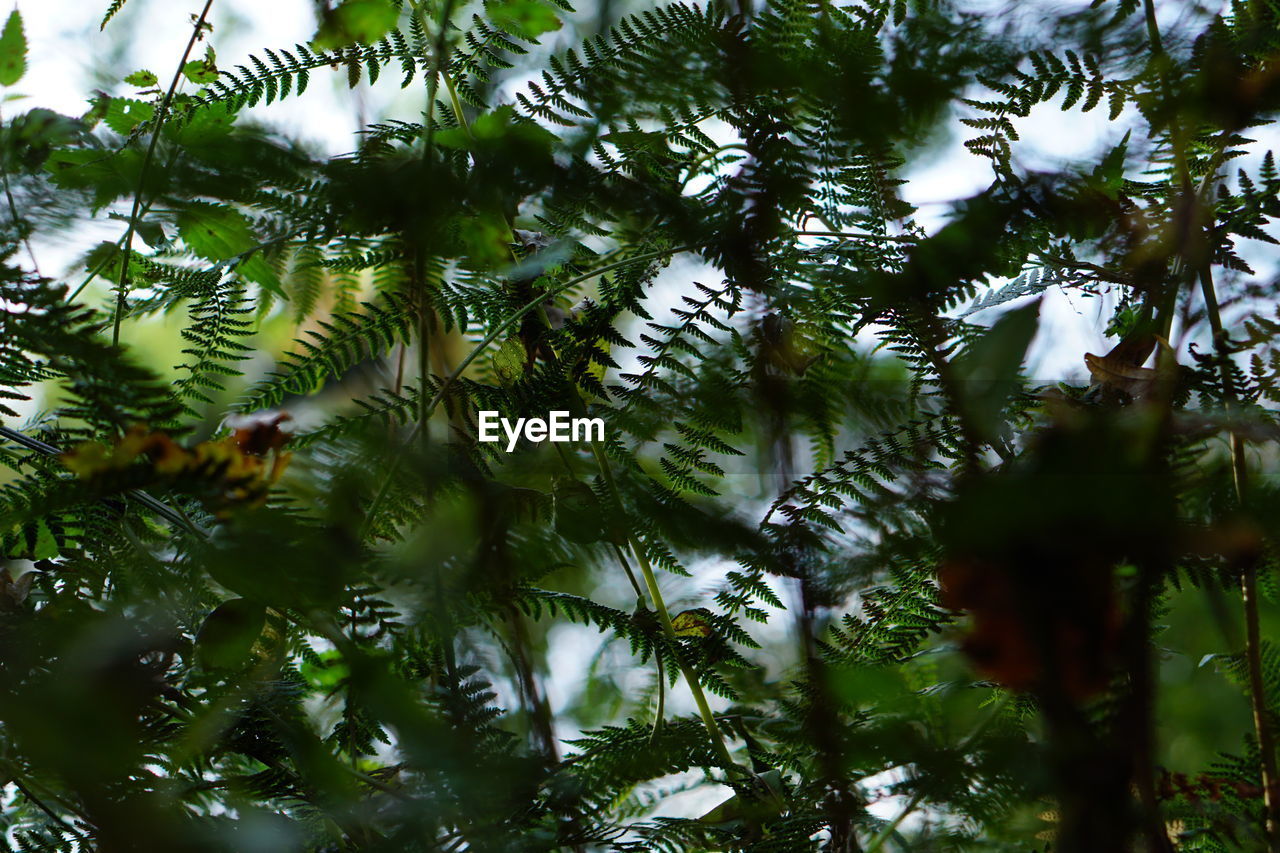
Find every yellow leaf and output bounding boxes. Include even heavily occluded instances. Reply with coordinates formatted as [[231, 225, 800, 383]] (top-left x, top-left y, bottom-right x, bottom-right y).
[[671, 609, 713, 638]]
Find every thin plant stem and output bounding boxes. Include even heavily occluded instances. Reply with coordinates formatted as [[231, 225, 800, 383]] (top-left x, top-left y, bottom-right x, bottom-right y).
[[407, 1, 459, 454], [1197, 263, 1280, 849], [1142, 0, 1164, 57], [680, 142, 750, 186], [67, 240, 122, 302], [7, 772, 90, 843], [650, 652, 667, 743], [608, 542, 663, 740], [442, 73, 473, 142], [610, 541, 645, 600], [111, 0, 216, 347], [588, 440, 741, 774], [0, 104, 39, 275], [413, 0, 457, 160], [864, 789, 923, 853], [412, 0, 453, 444]]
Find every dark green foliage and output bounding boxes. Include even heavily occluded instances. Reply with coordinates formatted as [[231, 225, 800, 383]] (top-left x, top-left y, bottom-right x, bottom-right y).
[[2, 0, 1280, 850]]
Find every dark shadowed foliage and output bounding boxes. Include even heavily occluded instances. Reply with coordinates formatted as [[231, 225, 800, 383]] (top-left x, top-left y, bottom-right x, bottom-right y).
[[2, 0, 1280, 850]]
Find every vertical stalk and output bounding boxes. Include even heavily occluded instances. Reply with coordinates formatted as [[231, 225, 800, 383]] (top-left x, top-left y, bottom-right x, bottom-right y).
[[507, 605, 559, 762], [630, 533, 738, 770], [608, 540, 646, 601], [415, 0, 457, 159], [589, 442, 740, 772], [607, 542, 666, 739], [1142, 0, 1164, 57], [1198, 264, 1280, 849], [408, 0, 456, 442], [413, 248, 433, 450], [111, 0, 216, 347], [1140, 6, 1254, 843]]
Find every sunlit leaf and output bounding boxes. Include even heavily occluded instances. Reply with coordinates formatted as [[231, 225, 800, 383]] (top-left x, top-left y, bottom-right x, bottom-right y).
[[312, 0, 398, 50], [0, 10, 26, 87]]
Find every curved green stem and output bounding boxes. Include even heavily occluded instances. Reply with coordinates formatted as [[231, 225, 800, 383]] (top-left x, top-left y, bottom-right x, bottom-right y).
[[442, 73, 473, 142], [66, 203, 149, 302], [680, 142, 749, 186], [610, 541, 645, 600], [588, 441, 740, 773], [650, 651, 667, 743]]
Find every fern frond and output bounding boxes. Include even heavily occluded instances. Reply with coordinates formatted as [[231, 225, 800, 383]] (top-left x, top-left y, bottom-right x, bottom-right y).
[[238, 293, 414, 412]]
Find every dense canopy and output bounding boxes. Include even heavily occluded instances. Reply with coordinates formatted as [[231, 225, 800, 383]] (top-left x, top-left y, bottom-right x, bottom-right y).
[[2, 0, 1280, 850]]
